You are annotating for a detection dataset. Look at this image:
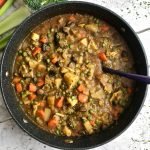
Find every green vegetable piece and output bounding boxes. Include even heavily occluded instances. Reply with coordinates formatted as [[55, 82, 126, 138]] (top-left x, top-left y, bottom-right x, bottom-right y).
[[0, 6, 30, 35], [24, 0, 67, 11], [0, 0, 14, 16], [0, 29, 14, 50], [24, 0, 43, 10]]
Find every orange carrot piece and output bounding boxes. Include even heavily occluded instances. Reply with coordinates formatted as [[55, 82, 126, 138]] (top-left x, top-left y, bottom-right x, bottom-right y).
[[78, 30, 86, 39], [38, 101, 46, 108], [77, 84, 89, 95], [51, 54, 58, 64], [36, 109, 45, 120], [69, 15, 76, 22], [90, 120, 95, 126], [0, 0, 6, 7], [77, 84, 86, 93], [28, 93, 36, 101], [100, 25, 110, 32], [83, 88, 89, 96], [48, 118, 58, 129], [12, 77, 21, 84], [29, 83, 37, 92], [55, 96, 64, 108], [78, 93, 88, 103], [98, 52, 107, 61], [32, 47, 41, 56], [16, 56, 23, 61], [40, 35, 48, 43], [37, 78, 45, 87], [15, 83, 22, 93]]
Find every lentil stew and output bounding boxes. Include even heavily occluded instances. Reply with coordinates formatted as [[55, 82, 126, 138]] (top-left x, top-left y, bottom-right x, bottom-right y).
[[12, 14, 135, 137]]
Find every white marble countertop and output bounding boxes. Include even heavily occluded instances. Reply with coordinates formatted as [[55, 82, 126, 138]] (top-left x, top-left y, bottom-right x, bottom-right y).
[[0, 0, 150, 150]]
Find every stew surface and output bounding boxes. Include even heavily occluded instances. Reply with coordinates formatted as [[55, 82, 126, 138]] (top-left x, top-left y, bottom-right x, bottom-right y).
[[12, 14, 135, 137]]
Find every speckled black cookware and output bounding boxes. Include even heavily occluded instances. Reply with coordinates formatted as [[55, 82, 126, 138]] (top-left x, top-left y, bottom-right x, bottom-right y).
[[0, 1, 148, 149]]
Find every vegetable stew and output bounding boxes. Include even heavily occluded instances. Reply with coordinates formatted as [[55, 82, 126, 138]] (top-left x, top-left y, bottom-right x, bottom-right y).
[[12, 14, 135, 137]]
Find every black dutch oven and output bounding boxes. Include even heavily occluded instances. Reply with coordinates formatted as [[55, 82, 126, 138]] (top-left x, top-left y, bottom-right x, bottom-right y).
[[0, 1, 148, 149]]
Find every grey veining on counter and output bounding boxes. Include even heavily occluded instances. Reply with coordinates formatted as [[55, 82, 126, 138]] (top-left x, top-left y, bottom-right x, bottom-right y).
[[0, 0, 150, 150]]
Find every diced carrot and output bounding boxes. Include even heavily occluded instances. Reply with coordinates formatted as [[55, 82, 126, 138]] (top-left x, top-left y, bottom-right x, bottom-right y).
[[37, 64, 46, 72], [51, 54, 58, 64], [100, 25, 110, 32], [29, 83, 37, 92], [0, 0, 6, 7], [77, 84, 86, 92], [36, 109, 45, 120], [40, 35, 48, 43], [16, 56, 23, 61], [90, 120, 95, 126], [28, 93, 36, 100], [15, 83, 22, 93], [37, 78, 45, 87], [48, 118, 58, 129], [69, 15, 76, 22], [127, 87, 133, 94], [78, 30, 86, 39], [12, 77, 21, 84], [83, 89, 89, 96], [77, 84, 89, 95], [32, 47, 41, 56], [80, 30, 86, 37], [98, 52, 107, 61], [38, 101, 46, 108], [78, 93, 88, 103], [55, 96, 64, 108]]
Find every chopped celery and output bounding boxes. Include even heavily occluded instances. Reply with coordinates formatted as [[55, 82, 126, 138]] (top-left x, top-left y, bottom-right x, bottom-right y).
[[0, 6, 30, 35], [0, 29, 14, 50], [0, 0, 14, 16]]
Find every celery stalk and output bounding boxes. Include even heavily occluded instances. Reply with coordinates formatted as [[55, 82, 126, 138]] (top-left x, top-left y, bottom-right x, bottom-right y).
[[0, 29, 15, 50], [0, 0, 14, 16], [0, 6, 31, 35]]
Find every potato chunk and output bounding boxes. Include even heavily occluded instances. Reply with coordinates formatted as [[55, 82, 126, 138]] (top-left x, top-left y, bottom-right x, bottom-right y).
[[44, 108, 51, 122], [83, 120, 93, 134], [63, 126, 72, 137], [31, 33, 40, 41], [88, 40, 98, 50], [55, 78, 62, 89], [64, 72, 79, 89], [80, 38, 88, 47], [86, 64, 95, 80], [67, 96, 78, 107], [37, 63, 46, 72], [29, 60, 38, 69], [85, 24, 98, 32], [91, 89, 105, 99], [47, 96, 55, 108]]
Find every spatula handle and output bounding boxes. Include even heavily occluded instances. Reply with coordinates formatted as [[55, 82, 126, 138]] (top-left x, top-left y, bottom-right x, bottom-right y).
[[103, 66, 150, 84]]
